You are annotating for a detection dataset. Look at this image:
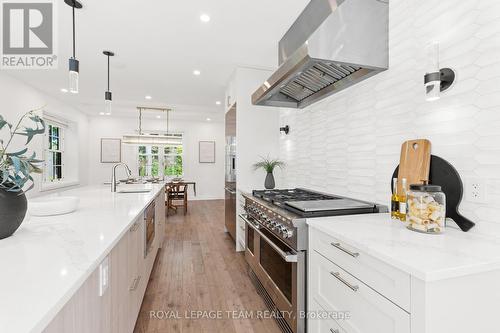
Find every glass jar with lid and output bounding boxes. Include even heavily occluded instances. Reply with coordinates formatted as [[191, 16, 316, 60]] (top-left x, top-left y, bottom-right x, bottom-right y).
[[407, 184, 446, 234]]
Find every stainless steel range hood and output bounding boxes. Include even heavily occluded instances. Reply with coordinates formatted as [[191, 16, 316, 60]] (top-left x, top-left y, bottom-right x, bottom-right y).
[[252, 0, 388, 109]]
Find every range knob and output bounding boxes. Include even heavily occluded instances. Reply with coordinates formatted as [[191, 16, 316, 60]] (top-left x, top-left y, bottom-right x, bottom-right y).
[[269, 221, 279, 229], [273, 223, 283, 231], [280, 227, 293, 239]]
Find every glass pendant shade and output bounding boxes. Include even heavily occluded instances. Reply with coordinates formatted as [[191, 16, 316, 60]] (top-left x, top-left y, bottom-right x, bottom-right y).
[[104, 90, 112, 115], [69, 58, 79, 94], [69, 70, 78, 93], [425, 42, 440, 102], [105, 99, 112, 115]]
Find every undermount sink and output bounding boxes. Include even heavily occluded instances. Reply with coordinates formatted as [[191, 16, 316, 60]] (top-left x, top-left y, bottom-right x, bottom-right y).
[[117, 189, 151, 194], [28, 196, 80, 216]]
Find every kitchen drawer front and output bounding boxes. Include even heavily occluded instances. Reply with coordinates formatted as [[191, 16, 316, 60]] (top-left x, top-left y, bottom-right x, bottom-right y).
[[308, 298, 346, 333], [311, 228, 410, 311], [310, 250, 410, 333]]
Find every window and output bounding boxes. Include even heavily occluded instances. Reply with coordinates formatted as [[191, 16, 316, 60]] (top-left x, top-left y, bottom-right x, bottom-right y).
[[44, 122, 64, 182], [138, 145, 183, 177]]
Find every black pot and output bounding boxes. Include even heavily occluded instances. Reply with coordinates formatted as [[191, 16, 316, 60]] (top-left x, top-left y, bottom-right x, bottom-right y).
[[0, 188, 27, 239]]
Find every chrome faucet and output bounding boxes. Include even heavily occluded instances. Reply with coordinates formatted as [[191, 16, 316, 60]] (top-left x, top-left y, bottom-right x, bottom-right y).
[[111, 163, 132, 192]]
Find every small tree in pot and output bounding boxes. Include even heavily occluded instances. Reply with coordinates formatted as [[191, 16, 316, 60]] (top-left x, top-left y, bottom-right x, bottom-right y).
[[252, 157, 285, 190], [0, 109, 45, 239]]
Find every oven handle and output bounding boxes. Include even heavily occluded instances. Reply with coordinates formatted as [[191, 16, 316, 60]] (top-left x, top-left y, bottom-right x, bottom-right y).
[[239, 214, 298, 263]]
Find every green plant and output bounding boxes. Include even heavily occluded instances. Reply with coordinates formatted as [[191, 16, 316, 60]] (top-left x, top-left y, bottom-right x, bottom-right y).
[[252, 157, 285, 173], [0, 108, 46, 193]]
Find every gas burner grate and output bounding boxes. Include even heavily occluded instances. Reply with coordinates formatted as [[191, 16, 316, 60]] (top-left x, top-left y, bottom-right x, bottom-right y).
[[253, 188, 340, 205]]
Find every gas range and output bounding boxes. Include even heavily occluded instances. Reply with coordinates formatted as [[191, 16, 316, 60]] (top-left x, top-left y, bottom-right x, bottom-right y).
[[241, 188, 387, 333], [244, 188, 387, 251]]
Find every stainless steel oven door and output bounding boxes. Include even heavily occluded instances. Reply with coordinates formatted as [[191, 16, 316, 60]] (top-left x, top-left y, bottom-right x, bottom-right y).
[[241, 214, 305, 333]]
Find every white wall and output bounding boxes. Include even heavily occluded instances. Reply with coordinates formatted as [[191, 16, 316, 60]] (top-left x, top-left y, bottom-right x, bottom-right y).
[[0, 74, 89, 197], [278, 0, 500, 236], [233, 67, 282, 194], [88, 115, 225, 200]]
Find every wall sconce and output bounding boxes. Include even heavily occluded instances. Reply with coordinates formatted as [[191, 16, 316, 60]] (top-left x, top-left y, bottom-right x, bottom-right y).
[[280, 125, 290, 135], [424, 42, 455, 102]]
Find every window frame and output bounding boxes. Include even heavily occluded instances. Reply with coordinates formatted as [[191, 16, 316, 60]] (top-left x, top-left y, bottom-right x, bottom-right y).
[[138, 144, 184, 178], [44, 121, 65, 183]]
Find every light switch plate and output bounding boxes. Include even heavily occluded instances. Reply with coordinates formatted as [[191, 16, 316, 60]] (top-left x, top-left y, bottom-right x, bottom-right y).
[[99, 256, 109, 297]]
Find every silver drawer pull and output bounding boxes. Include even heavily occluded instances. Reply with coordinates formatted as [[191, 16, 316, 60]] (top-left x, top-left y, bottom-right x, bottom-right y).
[[330, 271, 359, 292], [330, 329, 339, 333], [331, 242, 359, 258], [129, 222, 139, 232], [129, 277, 138, 291], [129, 275, 141, 291]]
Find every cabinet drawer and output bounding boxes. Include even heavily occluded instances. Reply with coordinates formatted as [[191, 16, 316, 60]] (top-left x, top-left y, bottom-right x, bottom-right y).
[[311, 229, 410, 311], [308, 298, 346, 333], [310, 250, 410, 333]]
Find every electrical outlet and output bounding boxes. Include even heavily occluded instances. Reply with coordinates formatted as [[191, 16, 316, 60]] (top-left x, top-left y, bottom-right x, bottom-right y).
[[466, 178, 487, 203]]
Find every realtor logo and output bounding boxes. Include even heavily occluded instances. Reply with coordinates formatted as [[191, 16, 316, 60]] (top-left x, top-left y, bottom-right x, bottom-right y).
[[1, 0, 58, 69]]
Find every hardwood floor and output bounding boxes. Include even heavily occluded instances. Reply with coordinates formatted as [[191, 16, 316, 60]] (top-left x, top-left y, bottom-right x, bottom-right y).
[[134, 200, 282, 333]]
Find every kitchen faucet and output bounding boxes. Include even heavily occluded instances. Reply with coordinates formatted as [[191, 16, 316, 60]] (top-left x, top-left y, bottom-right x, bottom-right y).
[[111, 163, 132, 192]]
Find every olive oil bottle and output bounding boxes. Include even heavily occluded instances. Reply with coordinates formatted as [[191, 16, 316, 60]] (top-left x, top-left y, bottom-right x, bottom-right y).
[[391, 178, 399, 219], [398, 178, 408, 221]]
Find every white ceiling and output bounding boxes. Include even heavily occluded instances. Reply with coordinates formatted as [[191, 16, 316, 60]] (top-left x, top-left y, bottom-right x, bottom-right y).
[[5, 0, 308, 121]]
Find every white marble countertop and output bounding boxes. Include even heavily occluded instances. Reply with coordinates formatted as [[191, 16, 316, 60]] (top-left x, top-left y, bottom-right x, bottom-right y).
[[307, 213, 500, 282], [0, 183, 165, 333]]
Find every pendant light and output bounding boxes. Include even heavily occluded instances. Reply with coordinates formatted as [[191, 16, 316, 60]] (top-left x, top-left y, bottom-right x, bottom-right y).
[[103, 51, 115, 115], [65, 0, 82, 94], [123, 107, 181, 146]]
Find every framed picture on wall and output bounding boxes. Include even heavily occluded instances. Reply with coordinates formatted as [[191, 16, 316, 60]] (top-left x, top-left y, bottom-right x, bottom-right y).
[[199, 141, 215, 163], [101, 138, 122, 163]]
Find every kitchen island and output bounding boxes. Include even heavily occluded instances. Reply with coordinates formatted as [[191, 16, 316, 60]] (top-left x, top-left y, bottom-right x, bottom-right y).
[[307, 213, 500, 333], [0, 184, 166, 333]]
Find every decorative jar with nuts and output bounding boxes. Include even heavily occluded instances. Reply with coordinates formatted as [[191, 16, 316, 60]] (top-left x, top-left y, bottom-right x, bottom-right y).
[[407, 184, 446, 234]]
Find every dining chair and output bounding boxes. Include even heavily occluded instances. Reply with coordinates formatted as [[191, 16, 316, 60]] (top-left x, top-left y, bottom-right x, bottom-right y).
[[166, 183, 188, 216]]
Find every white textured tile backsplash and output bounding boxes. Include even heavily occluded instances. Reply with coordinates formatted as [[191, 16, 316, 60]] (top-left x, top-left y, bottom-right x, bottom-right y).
[[279, 0, 500, 236]]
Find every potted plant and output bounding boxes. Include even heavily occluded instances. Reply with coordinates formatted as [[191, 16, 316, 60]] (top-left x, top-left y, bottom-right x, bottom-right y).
[[0, 109, 45, 239], [252, 157, 285, 190]]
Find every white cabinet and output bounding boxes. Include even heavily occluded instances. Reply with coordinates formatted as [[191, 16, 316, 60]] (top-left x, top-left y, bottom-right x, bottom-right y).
[[109, 228, 129, 333], [155, 191, 166, 248], [312, 228, 410, 311], [43, 264, 111, 333], [309, 250, 410, 333], [308, 298, 346, 333], [44, 191, 165, 333], [308, 222, 500, 333], [127, 217, 145, 331]]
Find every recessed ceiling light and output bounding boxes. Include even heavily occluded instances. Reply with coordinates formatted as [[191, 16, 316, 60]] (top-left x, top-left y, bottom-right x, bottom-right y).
[[99, 112, 105, 115], [105, 113, 111, 116], [156, 115, 161, 119], [145, 95, 152, 100], [206, 117, 211, 121], [215, 101, 221, 105], [200, 14, 210, 22], [61, 88, 68, 93], [193, 70, 201, 76]]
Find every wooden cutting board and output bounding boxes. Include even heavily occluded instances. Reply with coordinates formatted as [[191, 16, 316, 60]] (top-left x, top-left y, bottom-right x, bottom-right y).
[[397, 139, 432, 195]]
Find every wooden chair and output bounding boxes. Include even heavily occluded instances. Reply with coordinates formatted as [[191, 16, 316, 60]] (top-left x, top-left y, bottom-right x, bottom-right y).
[[166, 183, 188, 216]]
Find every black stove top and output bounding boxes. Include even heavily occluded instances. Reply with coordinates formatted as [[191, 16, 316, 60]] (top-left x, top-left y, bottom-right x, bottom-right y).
[[252, 188, 380, 218], [253, 188, 339, 204]]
